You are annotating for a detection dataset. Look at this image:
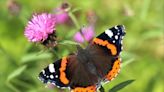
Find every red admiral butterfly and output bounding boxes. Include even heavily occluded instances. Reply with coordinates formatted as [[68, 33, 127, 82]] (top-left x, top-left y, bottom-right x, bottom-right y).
[[39, 25, 126, 92]]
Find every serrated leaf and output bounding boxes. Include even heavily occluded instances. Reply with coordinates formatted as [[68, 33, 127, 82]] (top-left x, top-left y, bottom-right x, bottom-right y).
[[21, 52, 53, 63], [7, 65, 27, 81], [109, 80, 135, 92], [59, 40, 79, 45]]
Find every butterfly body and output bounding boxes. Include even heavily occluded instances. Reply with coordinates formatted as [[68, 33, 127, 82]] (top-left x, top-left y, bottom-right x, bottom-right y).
[[39, 25, 126, 92]]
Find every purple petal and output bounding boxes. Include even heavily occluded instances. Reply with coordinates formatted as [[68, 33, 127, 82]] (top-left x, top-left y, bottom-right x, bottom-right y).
[[24, 13, 56, 42]]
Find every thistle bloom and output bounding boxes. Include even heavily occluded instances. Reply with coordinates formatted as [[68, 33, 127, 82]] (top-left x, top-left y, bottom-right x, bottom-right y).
[[24, 13, 56, 42], [74, 25, 95, 43]]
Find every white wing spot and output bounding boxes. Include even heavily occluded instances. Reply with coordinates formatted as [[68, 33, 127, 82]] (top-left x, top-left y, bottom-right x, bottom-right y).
[[121, 46, 123, 50], [105, 29, 113, 38], [56, 86, 60, 88], [52, 83, 56, 86], [113, 40, 115, 43], [42, 70, 45, 74], [115, 35, 118, 40], [121, 40, 123, 44], [121, 36, 124, 39], [55, 75, 58, 78], [49, 64, 55, 73], [115, 26, 118, 30], [50, 75, 54, 79]]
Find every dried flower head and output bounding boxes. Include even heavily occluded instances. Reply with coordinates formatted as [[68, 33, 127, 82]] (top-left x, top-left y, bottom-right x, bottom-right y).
[[7, 0, 21, 15], [74, 25, 95, 43], [24, 13, 56, 42]]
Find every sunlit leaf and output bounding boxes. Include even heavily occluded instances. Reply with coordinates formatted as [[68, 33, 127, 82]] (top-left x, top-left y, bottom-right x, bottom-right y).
[[109, 80, 135, 92], [7, 65, 27, 81]]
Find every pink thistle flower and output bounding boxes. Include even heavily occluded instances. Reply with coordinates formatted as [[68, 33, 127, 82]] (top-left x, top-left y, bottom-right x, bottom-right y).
[[74, 25, 95, 43], [53, 3, 70, 24], [24, 13, 56, 42]]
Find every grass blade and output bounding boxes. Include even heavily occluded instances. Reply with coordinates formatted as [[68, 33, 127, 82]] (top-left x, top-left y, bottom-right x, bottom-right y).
[[109, 80, 135, 92], [7, 65, 27, 81]]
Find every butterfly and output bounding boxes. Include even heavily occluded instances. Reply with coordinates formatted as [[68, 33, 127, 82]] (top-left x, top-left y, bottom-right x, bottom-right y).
[[38, 25, 126, 92]]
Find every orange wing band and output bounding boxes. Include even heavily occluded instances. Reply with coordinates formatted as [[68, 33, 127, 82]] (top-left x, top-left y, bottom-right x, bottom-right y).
[[71, 85, 96, 92], [106, 58, 121, 80], [59, 57, 70, 84], [93, 38, 117, 55]]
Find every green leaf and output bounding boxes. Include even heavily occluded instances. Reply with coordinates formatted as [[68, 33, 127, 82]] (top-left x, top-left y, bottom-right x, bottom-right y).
[[141, 29, 164, 40], [7, 65, 27, 81], [109, 80, 135, 92], [59, 40, 79, 45], [21, 52, 53, 63], [121, 58, 135, 67], [6, 82, 21, 92], [71, 7, 82, 13], [121, 51, 135, 67], [140, 0, 151, 20]]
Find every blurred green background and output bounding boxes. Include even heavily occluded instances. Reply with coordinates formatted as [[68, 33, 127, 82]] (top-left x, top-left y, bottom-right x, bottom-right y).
[[0, 0, 163, 92]]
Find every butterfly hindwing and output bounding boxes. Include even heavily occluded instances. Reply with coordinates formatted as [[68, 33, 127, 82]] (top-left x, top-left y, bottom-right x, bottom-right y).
[[105, 57, 121, 81]]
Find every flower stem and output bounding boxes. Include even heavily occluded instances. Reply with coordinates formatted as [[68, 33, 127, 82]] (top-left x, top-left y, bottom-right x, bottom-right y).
[[99, 85, 105, 92], [68, 11, 80, 29]]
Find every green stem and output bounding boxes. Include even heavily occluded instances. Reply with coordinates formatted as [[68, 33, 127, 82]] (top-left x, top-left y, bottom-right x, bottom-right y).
[[68, 11, 80, 29], [99, 85, 105, 92]]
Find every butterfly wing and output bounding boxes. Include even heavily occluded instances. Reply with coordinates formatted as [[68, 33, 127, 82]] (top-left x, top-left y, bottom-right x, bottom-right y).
[[93, 25, 125, 56], [38, 58, 70, 88], [86, 25, 125, 81], [39, 54, 98, 91]]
